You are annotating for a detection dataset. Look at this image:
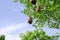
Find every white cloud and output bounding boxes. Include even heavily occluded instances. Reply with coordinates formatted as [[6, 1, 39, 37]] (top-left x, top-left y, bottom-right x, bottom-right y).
[[0, 23, 28, 34], [5, 34, 20, 40], [0, 22, 33, 40]]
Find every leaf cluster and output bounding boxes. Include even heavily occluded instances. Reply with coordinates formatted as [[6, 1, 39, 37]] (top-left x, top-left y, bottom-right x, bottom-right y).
[[20, 29, 57, 40]]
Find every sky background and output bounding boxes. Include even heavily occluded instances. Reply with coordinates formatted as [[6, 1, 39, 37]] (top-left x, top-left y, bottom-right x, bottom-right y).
[[0, 0, 60, 40]]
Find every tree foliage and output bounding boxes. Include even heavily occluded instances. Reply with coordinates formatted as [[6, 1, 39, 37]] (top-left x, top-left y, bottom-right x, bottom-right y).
[[0, 35, 5, 40], [14, 0, 60, 40], [20, 0, 60, 29], [20, 29, 57, 40]]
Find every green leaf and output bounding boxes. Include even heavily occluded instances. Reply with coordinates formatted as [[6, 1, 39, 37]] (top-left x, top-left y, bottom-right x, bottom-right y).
[[13, 0, 18, 2]]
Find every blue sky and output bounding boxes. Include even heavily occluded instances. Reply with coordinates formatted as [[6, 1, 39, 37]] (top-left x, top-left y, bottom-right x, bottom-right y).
[[0, 0, 60, 40]]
